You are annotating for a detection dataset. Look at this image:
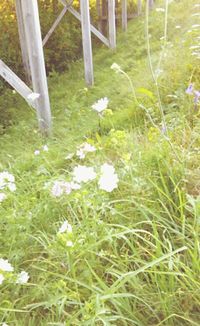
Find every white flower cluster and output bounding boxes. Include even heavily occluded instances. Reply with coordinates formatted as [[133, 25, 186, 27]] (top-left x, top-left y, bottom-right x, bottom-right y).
[[51, 180, 80, 197], [76, 142, 96, 160], [73, 165, 97, 183], [51, 163, 119, 198], [98, 163, 119, 192], [0, 258, 29, 285], [0, 171, 16, 203]]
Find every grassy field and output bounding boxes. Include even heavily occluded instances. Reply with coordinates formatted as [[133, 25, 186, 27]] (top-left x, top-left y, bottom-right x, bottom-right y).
[[0, 1, 200, 325]]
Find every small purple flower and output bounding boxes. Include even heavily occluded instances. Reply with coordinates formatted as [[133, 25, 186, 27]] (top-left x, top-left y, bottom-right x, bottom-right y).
[[186, 84, 194, 95], [194, 90, 200, 104]]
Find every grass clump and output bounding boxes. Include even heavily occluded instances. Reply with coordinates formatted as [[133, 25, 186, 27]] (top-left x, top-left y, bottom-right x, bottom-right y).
[[0, 0, 200, 325]]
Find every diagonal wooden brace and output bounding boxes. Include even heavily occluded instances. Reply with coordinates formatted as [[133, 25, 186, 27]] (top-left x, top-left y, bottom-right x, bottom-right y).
[[0, 59, 38, 110]]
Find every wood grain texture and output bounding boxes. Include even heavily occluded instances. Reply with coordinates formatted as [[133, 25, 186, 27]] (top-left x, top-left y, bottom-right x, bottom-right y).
[[21, 0, 51, 134]]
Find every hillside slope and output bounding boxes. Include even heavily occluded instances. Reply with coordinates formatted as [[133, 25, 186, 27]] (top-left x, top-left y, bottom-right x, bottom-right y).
[[0, 1, 200, 325]]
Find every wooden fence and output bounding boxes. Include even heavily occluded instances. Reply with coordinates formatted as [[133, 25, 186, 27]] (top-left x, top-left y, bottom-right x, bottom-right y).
[[0, 0, 155, 135]]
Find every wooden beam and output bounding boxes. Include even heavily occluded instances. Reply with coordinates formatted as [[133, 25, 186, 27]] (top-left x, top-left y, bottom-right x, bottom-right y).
[[108, 0, 116, 49], [102, 0, 107, 36], [148, 0, 154, 10], [121, 0, 127, 31], [80, 0, 94, 86], [0, 59, 37, 110], [137, 0, 142, 15], [21, 0, 51, 135], [43, 5, 69, 46], [15, 0, 31, 84], [96, 0, 102, 32]]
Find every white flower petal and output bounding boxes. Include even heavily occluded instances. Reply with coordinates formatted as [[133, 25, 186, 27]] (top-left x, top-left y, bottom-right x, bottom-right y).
[[66, 240, 74, 247], [0, 193, 7, 202], [34, 150, 40, 156], [0, 273, 5, 285], [73, 165, 97, 183], [58, 220, 73, 234], [43, 145, 49, 152], [92, 97, 109, 113], [0, 258, 14, 272], [16, 271, 29, 284]]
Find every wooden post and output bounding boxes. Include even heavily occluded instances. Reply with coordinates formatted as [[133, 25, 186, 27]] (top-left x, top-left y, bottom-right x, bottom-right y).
[[148, 0, 154, 10], [15, 0, 31, 84], [137, 0, 142, 16], [80, 0, 94, 86], [102, 0, 107, 36], [122, 0, 127, 31], [108, 0, 116, 49], [21, 0, 51, 135], [96, 0, 102, 32]]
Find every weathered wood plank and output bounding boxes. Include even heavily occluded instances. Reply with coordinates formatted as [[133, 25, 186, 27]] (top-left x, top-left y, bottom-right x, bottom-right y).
[[80, 0, 94, 86], [122, 0, 127, 31], [15, 0, 31, 84], [96, 0, 102, 32], [148, 0, 154, 10], [43, 5, 69, 46], [21, 0, 51, 135], [108, 0, 116, 49], [0, 59, 37, 110], [137, 0, 142, 15], [102, 0, 107, 36]]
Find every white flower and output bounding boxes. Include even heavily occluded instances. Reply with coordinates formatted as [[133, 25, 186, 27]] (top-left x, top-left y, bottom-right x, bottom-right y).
[[2, 323, 9, 326], [51, 181, 64, 197], [0, 258, 14, 272], [100, 163, 116, 175], [175, 25, 181, 29], [0, 171, 15, 185], [70, 182, 81, 190], [73, 165, 97, 183], [51, 181, 72, 197], [34, 150, 40, 156], [58, 220, 72, 234], [0, 193, 6, 202], [16, 271, 29, 284], [43, 145, 49, 152], [76, 142, 96, 159], [65, 153, 74, 160], [99, 173, 119, 192], [111, 62, 121, 73], [7, 183, 16, 192], [92, 97, 109, 113], [76, 149, 85, 159], [98, 163, 119, 192], [27, 92, 40, 102], [82, 143, 96, 153], [156, 8, 165, 12], [0, 172, 16, 194], [0, 273, 5, 285], [66, 240, 74, 247]]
